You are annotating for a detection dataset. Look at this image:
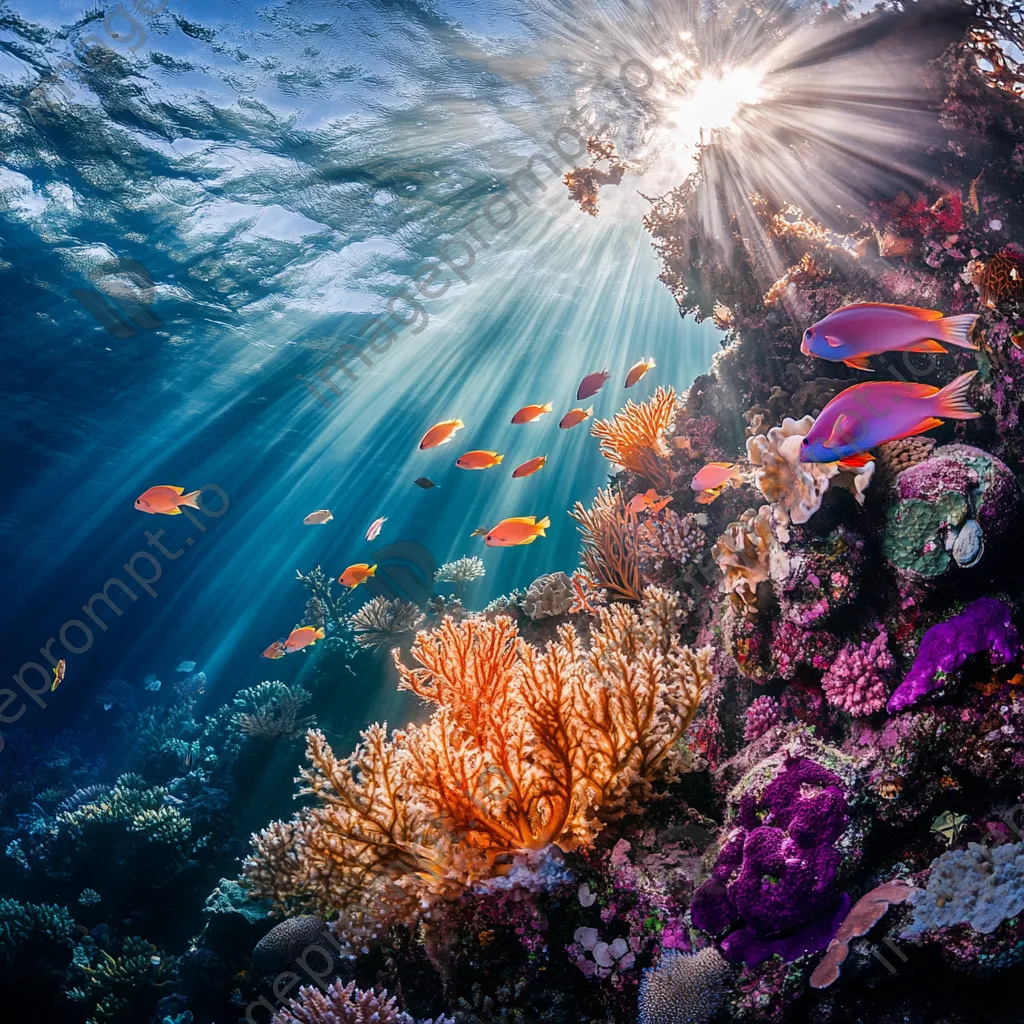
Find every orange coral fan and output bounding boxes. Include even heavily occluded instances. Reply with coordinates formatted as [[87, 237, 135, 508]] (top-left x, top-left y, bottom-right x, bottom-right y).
[[244, 589, 712, 948], [569, 488, 644, 602], [591, 386, 678, 491]]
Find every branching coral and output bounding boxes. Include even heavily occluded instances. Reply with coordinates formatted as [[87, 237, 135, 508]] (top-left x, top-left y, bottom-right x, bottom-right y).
[[348, 597, 425, 650], [746, 416, 873, 539], [743, 696, 781, 742], [711, 507, 774, 616], [244, 589, 711, 946], [820, 631, 895, 718], [232, 681, 315, 740], [570, 488, 643, 602], [638, 510, 706, 579], [591, 386, 678, 491], [272, 980, 428, 1024], [435, 557, 486, 588]]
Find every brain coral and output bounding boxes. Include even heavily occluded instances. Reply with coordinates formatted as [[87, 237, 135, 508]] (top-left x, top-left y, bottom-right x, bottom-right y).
[[638, 946, 731, 1024], [904, 841, 1024, 936]]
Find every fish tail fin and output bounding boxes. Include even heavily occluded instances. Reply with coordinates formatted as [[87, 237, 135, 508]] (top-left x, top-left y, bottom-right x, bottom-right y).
[[315, 627, 325, 639], [933, 370, 982, 419], [585, 405, 594, 416], [495, 454, 504, 464], [936, 313, 980, 350], [179, 489, 202, 509], [367, 564, 377, 576], [536, 516, 551, 534], [541, 402, 553, 412]]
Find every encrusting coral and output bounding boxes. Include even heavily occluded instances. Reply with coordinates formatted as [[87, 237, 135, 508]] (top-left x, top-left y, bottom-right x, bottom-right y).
[[244, 587, 712, 948], [591, 386, 678, 491], [570, 488, 644, 602], [348, 596, 425, 650], [746, 416, 874, 540]]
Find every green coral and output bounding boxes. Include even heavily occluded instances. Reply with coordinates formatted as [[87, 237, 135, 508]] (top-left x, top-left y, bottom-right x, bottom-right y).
[[70, 935, 168, 1024], [882, 492, 968, 579], [0, 897, 76, 958], [58, 773, 191, 846]]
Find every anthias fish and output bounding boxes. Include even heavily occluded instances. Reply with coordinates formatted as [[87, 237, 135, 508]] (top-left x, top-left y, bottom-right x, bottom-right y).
[[419, 418, 465, 450], [135, 485, 202, 515], [691, 462, 743, 504], [303, 509, 333, 525], [800, 371, 981, 464], [626, 488, 672, 514], [456, 450, 503, 470], [801, 303, 979, 370], [512, 455, 547, 478], [365, 516, 387, 541], [484, 516, 550, 547], [511, 402, 553, 424], [559, 406, 593, 429], [414, 477, 437, 489], [577, 370, 610, 400], [50, 659, 66, 692], [262, 640, 287, 659], [283, 626, 325, 653], [625, 358, 656, 388], [339, 562, 376, 587]]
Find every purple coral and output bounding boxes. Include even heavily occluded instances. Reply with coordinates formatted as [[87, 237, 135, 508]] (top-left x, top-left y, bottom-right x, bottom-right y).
[[886, 597, 1020, 714], [271, 980, 448, 1024], [820, 631, 895, 717], [743, 696, 781, 741], [639, 510, 705, 578], [690, 757, 849, 967]]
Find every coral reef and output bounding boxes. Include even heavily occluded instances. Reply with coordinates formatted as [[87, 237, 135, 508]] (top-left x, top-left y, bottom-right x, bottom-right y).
[[271, 980, 442, 1024], [638, 510, 706, 580], [743, 697, 781, 742], [569, 488, 643, 602], [232, 681, 314, 741], [435, 557, 487, 596], [712, 507, 774, 616], [521, 572, 574, 620], [820, 631, 896, 718], [887, 597, 1020, 713]]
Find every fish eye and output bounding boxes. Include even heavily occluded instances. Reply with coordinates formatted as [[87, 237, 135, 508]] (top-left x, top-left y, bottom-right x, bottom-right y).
[[804, 328, 813, 338], [801, 437, 809, 446]]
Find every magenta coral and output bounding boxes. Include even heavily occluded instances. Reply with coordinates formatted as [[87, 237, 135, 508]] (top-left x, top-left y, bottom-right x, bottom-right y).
[[820, 631, 895, 717], [743, 696, 781, 742], [271, 980, 432, 1024]]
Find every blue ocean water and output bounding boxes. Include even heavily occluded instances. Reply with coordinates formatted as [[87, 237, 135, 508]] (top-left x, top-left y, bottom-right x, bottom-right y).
[[0, 1, 718, 749]]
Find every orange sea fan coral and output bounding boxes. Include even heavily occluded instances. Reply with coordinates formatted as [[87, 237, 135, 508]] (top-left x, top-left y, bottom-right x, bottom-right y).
[[569, 488, 644, 602], [591, 386, 678, 491], [244, 590, 712, 947]]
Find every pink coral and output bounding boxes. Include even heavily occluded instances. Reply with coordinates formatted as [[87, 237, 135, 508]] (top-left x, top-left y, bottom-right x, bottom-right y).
[[638, 509, 706, 578], [744, 696, 781, 742], [820, 630, 895, 717]]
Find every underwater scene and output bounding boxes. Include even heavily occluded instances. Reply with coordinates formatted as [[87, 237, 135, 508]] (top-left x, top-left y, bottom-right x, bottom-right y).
[[4, 0, 1024, 1021]]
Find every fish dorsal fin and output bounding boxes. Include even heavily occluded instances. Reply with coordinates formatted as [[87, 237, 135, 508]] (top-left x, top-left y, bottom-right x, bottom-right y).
[[503, 516, 538, 525], [171, 486, 185, 494], [842, 356, 874, 371], [825, 334, 843, 349], [838, 302, 943, 319]]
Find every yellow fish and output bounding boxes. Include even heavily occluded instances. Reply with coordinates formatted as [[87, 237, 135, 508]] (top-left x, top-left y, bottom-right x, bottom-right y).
[[50, 659, 66, 692]]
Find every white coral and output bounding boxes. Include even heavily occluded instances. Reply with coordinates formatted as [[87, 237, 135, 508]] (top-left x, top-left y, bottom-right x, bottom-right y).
[[746, 415, 874, 541], [522, 572, 574, 620]]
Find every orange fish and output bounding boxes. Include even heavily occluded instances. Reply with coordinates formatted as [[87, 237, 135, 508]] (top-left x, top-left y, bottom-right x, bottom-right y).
[[283, 626, 325, 654], [262, 640, 287, 659], [303, 509, 333, 525], [559, 406, 593, 429], [419, 419, 465, 450], [512, 455, 547, 478], [50, 659, 66, 692], [625, 358, 656, 388], [135, 485, 202, 516], [691, 462, 743, 504], [339, 563, 376, 588], [626, 488, 673, 514], [511, 402, 553, 424], [484, 516, 550, 547], [456, 450, 504, 470]]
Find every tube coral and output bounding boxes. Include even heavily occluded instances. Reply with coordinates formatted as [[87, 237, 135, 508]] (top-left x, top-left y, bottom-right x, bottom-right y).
[[570, 488, 644, 601], [244, 590, 712, 946], [591, 386, 678, 491]]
